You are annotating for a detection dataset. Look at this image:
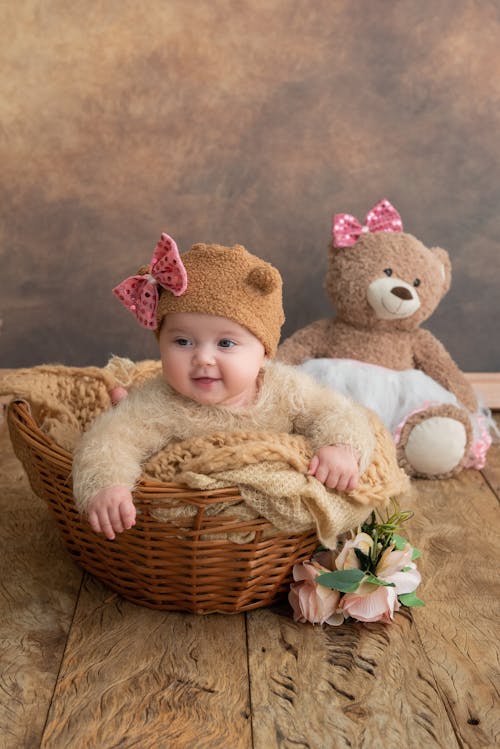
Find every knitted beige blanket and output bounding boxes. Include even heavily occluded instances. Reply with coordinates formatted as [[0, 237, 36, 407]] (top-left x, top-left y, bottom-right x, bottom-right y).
[[1, 358, 410, 547], [0, 357, 161, 450]]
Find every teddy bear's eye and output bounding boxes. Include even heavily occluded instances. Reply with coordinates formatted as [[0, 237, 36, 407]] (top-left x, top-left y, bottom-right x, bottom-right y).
[[413, 278, 421, 287], [384, 268, 393, 277]]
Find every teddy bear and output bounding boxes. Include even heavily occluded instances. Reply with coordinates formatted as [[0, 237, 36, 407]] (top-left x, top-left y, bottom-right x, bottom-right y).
[[277, 199, 492, 479]]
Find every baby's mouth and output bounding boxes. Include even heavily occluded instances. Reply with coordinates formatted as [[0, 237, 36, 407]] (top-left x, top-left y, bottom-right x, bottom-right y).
[[192, 376, 220, 385]]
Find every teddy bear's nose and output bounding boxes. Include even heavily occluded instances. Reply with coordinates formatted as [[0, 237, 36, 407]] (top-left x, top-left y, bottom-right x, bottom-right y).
[[391, 286, 413, 300]]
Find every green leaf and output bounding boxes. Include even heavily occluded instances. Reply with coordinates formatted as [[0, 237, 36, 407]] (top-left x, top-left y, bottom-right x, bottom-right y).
[[317, 568, 365, 593], [392, 533, 407, 550], [364, 574, 395, 588], [398, 592, 425, 607], [392, 534, 421, 560]]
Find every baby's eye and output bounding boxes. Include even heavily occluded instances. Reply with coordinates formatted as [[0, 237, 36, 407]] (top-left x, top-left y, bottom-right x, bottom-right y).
[[175, 337, 192, 347], [218, 338, 236, 348]]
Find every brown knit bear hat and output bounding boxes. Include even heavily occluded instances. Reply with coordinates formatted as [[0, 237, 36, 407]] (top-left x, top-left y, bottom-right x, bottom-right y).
[[156, 242, 285, 357], [113, 236, 285, 357]]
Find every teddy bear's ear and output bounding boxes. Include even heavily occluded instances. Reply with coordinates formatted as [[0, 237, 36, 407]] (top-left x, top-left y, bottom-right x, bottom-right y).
[[431, 247, 451, 294]]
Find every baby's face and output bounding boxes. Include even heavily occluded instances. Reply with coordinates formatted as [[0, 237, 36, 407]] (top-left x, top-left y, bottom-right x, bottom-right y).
[[159, 312, 266, 408]]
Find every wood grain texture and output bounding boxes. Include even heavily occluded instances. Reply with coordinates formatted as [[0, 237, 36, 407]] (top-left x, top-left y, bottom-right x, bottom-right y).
[[1, 373, 499, 748], [247, 606, 458, 748], [405, 470, 500, 748], [41, 576, 252, 748], [0, 422, 82, 749]]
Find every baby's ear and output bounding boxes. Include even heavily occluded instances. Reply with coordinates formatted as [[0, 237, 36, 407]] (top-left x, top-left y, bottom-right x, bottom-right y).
[[431, 247, 451, 294]]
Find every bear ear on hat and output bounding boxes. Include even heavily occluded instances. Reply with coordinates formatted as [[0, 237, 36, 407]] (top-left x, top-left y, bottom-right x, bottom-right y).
[[246, 266, 279, 295]]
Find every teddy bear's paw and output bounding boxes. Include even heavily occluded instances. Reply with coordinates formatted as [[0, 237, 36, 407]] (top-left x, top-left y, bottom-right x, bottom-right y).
[[397, 405, 473, 479]]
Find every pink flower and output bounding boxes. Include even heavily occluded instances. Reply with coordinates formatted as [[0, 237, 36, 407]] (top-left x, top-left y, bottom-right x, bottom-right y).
[[335, 532, 374, 570], [289, 561, 344, 625], [340, 542, 421, 623], [376, 544, 421, 595], [341, 582, 400, 623]]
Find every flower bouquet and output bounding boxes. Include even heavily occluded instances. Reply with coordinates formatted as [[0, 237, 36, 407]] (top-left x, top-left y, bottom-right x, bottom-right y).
[[289, 504, 424, 625]]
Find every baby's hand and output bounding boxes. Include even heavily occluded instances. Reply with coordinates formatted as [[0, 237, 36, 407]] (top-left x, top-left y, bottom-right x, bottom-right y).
[[87, 485, 136, 540], [308, 444, 359, 492]]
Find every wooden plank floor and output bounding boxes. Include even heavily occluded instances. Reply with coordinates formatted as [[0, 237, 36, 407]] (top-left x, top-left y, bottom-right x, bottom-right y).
[[0, 405, 498, 749]]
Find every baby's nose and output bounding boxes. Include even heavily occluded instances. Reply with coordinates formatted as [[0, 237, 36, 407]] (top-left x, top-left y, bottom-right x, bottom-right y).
[[193, 345, 216, 365]]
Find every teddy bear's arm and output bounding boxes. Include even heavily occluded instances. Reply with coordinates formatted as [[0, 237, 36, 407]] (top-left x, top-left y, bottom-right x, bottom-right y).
[[412, 329, 478, 411], [276, 319, 333, 364]]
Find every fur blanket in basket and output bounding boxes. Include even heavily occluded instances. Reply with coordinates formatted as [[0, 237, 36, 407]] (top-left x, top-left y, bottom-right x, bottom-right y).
[[0, 358, 410, 548]]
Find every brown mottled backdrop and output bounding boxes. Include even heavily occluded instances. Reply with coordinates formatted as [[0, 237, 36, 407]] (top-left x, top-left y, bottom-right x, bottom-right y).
[[1, 0, 499, 369]]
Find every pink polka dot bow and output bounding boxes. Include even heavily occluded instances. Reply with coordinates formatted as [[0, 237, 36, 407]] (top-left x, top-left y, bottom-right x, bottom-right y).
[[113, 233, 188, 330], [333, 199, 403, 248]]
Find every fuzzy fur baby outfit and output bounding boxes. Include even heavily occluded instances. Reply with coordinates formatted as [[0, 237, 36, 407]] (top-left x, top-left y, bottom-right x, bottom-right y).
[[73, 361, 376, 511]]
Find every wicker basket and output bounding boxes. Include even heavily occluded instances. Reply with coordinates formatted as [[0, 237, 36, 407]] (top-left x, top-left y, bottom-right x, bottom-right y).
[[8, 400, 318, 614]]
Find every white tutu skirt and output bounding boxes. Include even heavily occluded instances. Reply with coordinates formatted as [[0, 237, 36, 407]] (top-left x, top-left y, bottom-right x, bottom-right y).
[[299, 358, 494, 469]]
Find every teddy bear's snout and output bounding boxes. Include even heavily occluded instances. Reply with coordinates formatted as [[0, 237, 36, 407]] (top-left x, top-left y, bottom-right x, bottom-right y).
[[366, 276, 421, 320], [391, 286, 413, 301]]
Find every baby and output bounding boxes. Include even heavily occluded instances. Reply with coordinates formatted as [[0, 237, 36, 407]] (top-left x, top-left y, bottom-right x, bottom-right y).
[[73, 236, 375, 540]]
